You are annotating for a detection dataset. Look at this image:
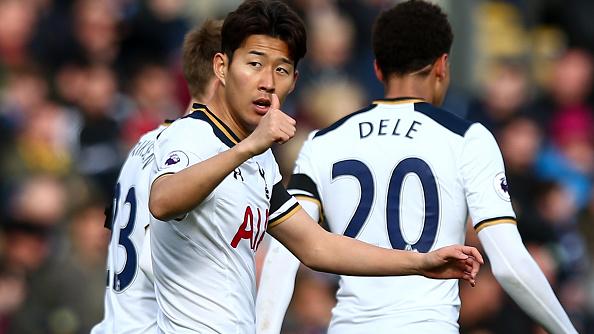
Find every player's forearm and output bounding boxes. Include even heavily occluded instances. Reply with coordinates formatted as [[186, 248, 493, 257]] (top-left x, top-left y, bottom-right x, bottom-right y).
[[479, 226, 577, 334], [149, 143, 254, 220], [495, 263, 577, 334], [270, 209, 423, 276], [302, 229, 423, 276], [492, 254, 577, 333]]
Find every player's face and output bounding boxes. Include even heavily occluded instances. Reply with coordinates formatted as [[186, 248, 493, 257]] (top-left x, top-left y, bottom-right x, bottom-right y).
[[223, 34, 297, 132]]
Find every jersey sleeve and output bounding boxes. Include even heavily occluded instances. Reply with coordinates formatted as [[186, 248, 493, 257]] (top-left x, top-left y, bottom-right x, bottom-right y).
[[460, 124, 516, 232], [268, 158, 300, 229], [256, 237, 300, 334], [286, 132, 323, 222], [151, 119, 220, 185]]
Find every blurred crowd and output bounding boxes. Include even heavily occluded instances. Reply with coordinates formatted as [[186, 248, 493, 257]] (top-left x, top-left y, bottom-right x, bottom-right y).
[[0, 0, 593, 333]]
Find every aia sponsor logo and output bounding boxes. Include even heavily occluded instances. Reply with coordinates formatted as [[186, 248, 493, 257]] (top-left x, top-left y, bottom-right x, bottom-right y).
[[231, 206, 269, 251]]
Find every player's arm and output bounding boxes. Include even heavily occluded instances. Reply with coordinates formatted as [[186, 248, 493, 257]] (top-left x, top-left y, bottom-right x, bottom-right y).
[[268, 207, 482, 281], [150, 94, 295, 220], [256, 197, 319, 334], [150, 141, 256, 220], [478, 224, 577, 334], [461, 124, 577, 333]]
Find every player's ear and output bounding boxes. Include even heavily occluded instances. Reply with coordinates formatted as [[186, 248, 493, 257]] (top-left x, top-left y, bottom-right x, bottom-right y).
[[213, 52, 227, 86], [435, 54, 449, 80], [373, 60, 384, 82]]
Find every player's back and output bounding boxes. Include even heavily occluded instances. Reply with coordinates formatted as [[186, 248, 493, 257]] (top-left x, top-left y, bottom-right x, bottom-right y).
[[291, 98, 478, 332], [92, 125, 167, 334]]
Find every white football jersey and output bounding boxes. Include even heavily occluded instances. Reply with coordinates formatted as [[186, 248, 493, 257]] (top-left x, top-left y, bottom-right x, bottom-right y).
[[150, 104, 299, 334], [288, 98, 516, 333], [92, 123, 170, 334]]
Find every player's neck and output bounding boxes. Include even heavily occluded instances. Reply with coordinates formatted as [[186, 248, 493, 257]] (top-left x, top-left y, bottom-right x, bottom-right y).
[[208, 89, 250, 140], [384, 76, 436, 105], [185, 79, 220, 116]]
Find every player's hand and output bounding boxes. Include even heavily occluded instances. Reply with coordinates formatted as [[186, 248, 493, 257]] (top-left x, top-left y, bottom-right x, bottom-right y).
[[419, 245, 484, 287], [241, 93, 296, 156]]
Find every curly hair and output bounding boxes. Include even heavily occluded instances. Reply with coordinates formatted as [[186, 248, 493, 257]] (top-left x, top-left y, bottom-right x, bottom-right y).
[[221, 0, 307, 66], [182, 19, 223, 100], [372, 0, 453, 78]]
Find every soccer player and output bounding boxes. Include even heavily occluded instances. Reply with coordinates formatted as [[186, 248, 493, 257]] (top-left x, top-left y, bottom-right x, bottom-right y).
[[91, 19, 222, 334], [147, 1, 483, 333], [256, 1, 578, 334]]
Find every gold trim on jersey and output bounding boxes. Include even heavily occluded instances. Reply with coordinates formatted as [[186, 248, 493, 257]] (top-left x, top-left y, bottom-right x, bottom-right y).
[[372, 98, 425, 105], [294, 195, 324, 225], [268, 203, 301, 229], [193, 107, 240, 145], [474, 217, 517, 233]]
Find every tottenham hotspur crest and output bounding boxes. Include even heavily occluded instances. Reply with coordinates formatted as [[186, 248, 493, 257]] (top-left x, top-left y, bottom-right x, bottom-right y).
[[257, 162, 270, 199]]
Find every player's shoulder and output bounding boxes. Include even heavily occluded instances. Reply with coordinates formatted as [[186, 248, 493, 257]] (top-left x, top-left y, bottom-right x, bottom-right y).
[[158, 103, 240, 147], [137, 120, 174, 142], [160, 103, 240, 148], [412, 102, 475, 137]]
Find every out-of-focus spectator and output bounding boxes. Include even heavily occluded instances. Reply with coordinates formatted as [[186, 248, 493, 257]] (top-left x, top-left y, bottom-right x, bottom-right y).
[[53, 61, 89, 107], [0, 66, 49, 130], [0, 175, 65, 333], [532, 48, 593, 128], [301, 80, 366, 130], [121, 61, 181, 147], [117, 0, 189, 78], [0, 269, 26, 334], [6, 174, 67, 231], [5, 102, 73, 179], [0, 0, 39, 68], [287, 9, 360, 117], [7, 199, 109, 334], [72, 0, 120, 65], [467, 60, 531, 134], [536, 108, 594, 209], [498, 116, 542, 212], [74, 64, 126, 198]]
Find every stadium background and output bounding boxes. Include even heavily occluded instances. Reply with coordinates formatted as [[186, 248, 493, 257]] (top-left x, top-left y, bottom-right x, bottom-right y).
[[0, 0, 592, 333]]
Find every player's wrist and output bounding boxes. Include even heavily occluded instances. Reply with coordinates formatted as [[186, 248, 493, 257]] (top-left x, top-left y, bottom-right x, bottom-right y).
[[412, 251, 432, 276], [235, 139, 259, 159], [417, 252, 430, 276], [392, 250, 425, 276]]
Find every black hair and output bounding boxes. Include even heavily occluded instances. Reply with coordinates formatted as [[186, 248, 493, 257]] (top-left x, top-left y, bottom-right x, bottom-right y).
[[221, 0, 307, 66], [372, 0, 453, 77]]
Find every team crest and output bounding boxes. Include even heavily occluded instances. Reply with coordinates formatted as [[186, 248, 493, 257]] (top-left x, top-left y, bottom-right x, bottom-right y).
[[493, 172, 511, 202], [161, 150, 189, 169]]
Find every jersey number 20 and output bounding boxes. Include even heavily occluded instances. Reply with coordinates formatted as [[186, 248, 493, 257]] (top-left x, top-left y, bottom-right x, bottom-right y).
[[332, 157, 439, 253]]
